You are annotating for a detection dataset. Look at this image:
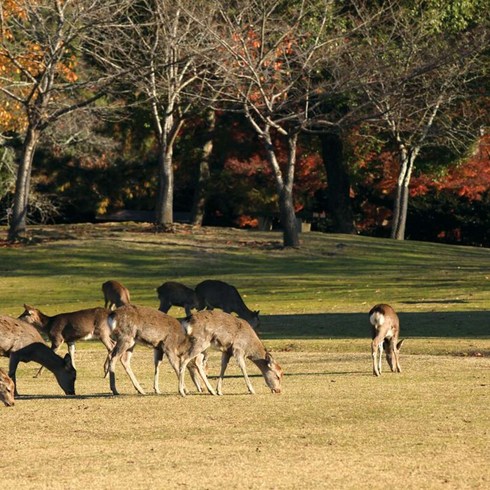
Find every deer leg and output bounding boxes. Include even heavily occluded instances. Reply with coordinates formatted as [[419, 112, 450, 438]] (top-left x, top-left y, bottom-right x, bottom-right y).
[[192, 353, 216, 396], [187, 360, 203, 393], [216, 351, 232, 396], [235, 352, 255, 394], [178, 358, 191, 397], [371, 336, 383, 376], [120, 346, 146, 395], [153, 348, 164, 395], [108, 338, 134, 395], [99, 332, 116, 378], [184, 305, 192, 317]]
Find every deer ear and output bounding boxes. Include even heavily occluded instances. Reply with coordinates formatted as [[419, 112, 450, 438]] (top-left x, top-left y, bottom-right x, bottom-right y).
[[397, 339, 405, 350], [265, 351, 274, 366]]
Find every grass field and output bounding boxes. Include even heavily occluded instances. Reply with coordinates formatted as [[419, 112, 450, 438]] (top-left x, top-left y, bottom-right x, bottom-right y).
[[0, 223, 489, 489]]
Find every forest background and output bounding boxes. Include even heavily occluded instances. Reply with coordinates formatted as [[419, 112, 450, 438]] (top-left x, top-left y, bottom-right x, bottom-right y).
[[0, 0, 489, 248]]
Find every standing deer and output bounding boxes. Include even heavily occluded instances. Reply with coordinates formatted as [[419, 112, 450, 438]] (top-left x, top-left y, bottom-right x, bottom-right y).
[[105, 304, 212, 396], [369, 304, 404, 376], [0, 314, 76, 396], [19, 304, 114, 375], [179, 310, 283, 397], [0, 368, 15, 407], [156, 281, 202, 316], [195, 280, 260, 328], [102, 280, 131, 310]]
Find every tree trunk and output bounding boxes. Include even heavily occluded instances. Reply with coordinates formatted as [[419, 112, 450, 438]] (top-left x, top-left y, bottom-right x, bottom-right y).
[[391, 149, 416, 240], [279, 184, 299, 247], [320, 132, 357, 234], [191, 109, 215, 226], [263, 132, 300, 248], [155, 142, 174, 226], [8, 126, 39, 241]]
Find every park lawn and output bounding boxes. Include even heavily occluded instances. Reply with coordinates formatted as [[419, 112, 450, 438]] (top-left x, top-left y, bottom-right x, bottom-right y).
[[0, 223, 489, 489]]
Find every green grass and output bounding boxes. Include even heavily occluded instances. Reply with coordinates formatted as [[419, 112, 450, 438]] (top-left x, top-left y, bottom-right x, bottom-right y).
[[0, 223, 489, 489]]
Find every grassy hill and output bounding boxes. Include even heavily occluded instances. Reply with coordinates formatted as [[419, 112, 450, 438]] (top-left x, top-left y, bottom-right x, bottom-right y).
[[1, 223, 489, 489]]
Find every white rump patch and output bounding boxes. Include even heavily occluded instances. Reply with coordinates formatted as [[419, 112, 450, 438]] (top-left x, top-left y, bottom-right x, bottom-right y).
[[181, 319, 192, 336], [107, 316, 117, 332], [370, 311, 385, 327]]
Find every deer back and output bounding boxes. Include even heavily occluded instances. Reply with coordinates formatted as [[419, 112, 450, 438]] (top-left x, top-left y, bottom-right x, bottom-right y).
[[156, 281, 201, 310], [109, 304, 182, 349], [195, 280, 259, 327], [0, 314, 45, 356]]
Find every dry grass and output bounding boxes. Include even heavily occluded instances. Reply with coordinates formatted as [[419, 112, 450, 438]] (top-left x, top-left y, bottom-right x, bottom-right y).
[[0, 224, 489, 488], [1, 343, 489, 490]]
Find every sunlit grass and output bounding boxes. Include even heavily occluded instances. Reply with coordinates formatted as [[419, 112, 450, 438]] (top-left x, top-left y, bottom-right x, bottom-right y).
[[0, 223, 489, 489]]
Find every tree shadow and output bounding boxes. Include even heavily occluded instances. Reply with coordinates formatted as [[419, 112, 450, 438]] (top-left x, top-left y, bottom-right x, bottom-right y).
[[260, 311, 490, 339]]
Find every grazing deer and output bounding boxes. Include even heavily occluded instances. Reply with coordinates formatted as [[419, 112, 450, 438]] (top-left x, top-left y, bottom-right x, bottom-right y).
[[195, 280, 260, 328], [179, 310, 283, 397], [105, 304, 212, 396], [19, 304, 114, 375], [369, 304, 404, 376], [102, 280, 131, 310], [156, 281, 202, 317], [0, 368, 15, 407], [0, 315, 76, 396]]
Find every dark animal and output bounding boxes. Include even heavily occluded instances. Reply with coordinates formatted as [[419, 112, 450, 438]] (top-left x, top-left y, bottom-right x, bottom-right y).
[[195, 280, 260, 328], [156, 281, 202, 316]]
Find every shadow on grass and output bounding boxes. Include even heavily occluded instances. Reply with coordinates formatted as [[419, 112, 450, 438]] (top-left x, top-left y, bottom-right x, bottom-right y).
[[260, 311, 490, 339]]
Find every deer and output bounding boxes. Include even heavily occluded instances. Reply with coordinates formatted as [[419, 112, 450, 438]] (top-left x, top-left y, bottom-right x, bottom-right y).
[[195, 279, 260, 328], [18, 304, 114, 376], [369, 304, 404, 376], [102, 280, 131, 310], [105, 304, 213, 396], [0, 368, 15, 407], [179, 310, 283, 397], [156, 281, 202, 317], [0, 314, 76, 396]]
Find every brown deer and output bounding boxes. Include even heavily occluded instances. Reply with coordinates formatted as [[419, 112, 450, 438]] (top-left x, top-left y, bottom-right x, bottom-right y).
[[105, 304, 212, 396], [369, 304, 404, 376], [0, 314, 76, 396], [19, 304, 114, 376], [102, 280, 131, 310], [195, 280, 260, 328], [156, 281, 202, 316], [179, 310, 283, 397], [0, 368, 15, 407]]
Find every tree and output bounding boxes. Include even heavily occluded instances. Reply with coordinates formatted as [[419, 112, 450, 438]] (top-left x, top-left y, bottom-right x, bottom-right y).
[[344, 0, 489, 239], [0, 0, 126, 240], [101, 0, 218, 228], [190, 0, 349, 247]]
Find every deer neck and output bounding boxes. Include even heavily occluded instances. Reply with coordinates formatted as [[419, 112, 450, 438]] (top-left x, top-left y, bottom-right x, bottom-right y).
[[26, 343, 63, 373]]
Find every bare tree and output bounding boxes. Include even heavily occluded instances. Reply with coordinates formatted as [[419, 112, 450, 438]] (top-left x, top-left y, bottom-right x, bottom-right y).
[[0, 0, 128, 241], [344, 1, 488, 240], [102, 0, 217, 228], [190, 0, 351, 247]]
